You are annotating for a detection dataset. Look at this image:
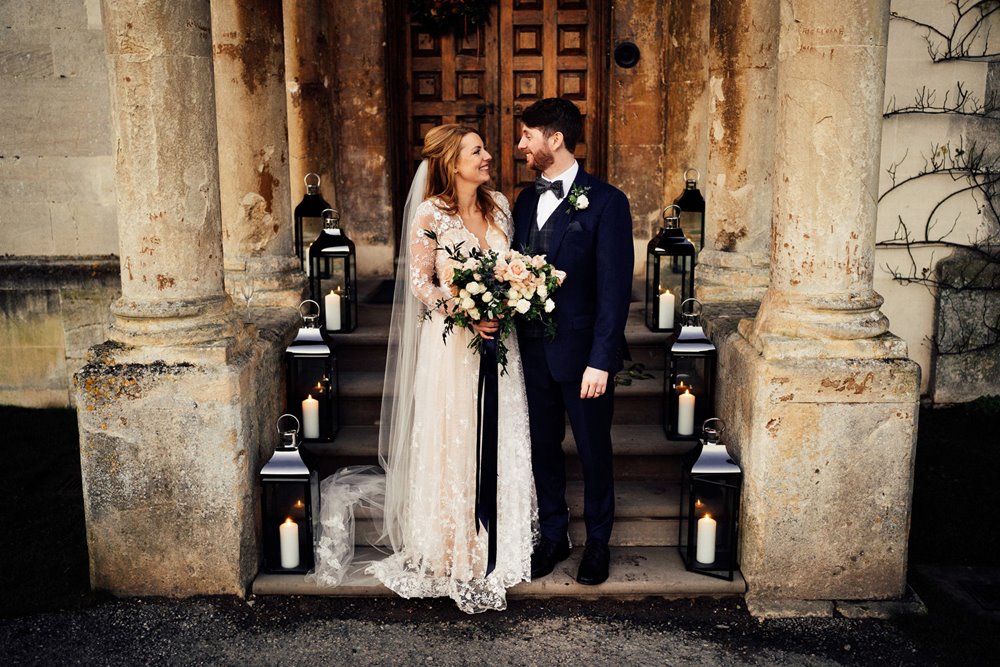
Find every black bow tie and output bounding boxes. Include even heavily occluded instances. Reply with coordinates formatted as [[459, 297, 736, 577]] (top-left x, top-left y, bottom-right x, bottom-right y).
[[534, 177, 565, 199]]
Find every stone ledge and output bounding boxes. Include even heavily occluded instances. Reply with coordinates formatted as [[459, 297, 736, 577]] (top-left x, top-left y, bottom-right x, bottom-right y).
[[252, 546, 746, 599]]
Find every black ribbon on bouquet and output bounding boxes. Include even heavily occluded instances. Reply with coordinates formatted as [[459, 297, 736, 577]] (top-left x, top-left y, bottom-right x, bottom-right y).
[[475, 337, 499, 577]]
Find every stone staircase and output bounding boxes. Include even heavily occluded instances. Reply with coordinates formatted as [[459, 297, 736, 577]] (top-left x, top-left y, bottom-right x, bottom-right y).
[[253, 288, 745, 598]]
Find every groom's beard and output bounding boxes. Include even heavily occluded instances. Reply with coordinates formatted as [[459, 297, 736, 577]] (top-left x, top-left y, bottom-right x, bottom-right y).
[[527, 145, 555, 172]]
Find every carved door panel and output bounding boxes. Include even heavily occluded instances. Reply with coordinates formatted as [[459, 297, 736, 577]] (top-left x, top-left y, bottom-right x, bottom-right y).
[[399, 1, 606, 203], [500, 0, 606, 199], [404, 18, 500, 182]]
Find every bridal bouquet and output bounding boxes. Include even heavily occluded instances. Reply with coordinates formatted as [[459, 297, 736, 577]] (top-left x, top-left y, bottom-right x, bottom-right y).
[[423, 231, 566, 373]]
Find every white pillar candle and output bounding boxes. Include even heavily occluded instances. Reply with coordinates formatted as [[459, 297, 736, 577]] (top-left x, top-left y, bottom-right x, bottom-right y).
[[279, 517, 300, 569], [677, 388, 696, 436], [302, 394, 320, 439], [658, 289, 675, 329], [325, 289, 342, 331], [696, 514, 717, 564]]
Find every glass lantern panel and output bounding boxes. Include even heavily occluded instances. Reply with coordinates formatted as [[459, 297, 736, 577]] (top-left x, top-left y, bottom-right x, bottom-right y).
[[288, 356, 337, 441], [687, 476, 739, 577], [310, 254, 354, 332], [262, 480, 315, 573], [665, 354, 714, 440], [679, 210, 703, 251]]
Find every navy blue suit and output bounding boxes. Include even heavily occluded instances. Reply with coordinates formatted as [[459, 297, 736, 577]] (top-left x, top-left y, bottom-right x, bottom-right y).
[[514, 167, 634, 545]]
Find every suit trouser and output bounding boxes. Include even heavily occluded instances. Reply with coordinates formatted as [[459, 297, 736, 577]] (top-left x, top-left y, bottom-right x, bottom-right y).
[[518, 336, 615, 544]]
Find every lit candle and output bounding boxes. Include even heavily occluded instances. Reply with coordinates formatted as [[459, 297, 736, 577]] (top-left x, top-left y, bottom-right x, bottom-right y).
[[302, 394, 319, 439], [279, 517, 300, 569], [658, 288, 675, 329], [325, 289, 342, 331], [677, 388, 696, 436], [696, 513, 716, 564]]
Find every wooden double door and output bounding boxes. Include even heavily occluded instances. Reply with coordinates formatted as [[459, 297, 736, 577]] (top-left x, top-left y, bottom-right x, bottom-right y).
[[393, 0, 609, 208]]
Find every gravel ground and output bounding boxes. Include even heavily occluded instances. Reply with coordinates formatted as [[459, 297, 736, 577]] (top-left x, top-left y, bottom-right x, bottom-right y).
[[0, 595, 950, 666]]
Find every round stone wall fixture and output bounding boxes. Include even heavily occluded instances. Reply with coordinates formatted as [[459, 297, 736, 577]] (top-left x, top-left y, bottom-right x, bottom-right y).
[[614, 41, 640, 68]]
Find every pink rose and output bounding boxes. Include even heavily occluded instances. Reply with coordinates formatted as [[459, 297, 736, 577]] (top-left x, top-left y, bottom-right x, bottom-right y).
[[505, 258, 529, 282], [530, 254, 547, 269]]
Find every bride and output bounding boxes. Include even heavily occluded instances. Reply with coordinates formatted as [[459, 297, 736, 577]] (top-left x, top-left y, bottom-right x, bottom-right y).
[[311, 125, 537, 614]]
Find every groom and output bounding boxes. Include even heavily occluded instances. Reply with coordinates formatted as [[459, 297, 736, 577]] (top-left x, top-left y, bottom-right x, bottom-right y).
[[513, 98, 633, 585]]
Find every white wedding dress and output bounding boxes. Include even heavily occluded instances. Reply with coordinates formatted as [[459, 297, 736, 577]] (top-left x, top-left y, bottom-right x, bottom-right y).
[[368, 193, 536, 613], [309, 189, 536, 614]]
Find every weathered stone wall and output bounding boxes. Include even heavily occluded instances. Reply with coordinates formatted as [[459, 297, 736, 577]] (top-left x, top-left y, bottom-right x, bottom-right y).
[[608, 0, 669, 277], [665, 0, 710, 199], [0, 0, 117, 256], [0, 259, 118, 407], [875, 0, 1000, 398], [328, 0, 394, 277]]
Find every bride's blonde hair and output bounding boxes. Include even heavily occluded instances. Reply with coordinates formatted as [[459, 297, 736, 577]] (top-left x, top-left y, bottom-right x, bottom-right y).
[[421, 124, 498, 224]]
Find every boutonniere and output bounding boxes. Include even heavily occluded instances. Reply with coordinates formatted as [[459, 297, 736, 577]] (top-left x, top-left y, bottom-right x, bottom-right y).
[[566, 184, 591, 214]]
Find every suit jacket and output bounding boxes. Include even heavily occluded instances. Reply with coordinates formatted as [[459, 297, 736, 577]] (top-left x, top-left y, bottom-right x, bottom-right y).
[[513, 167, 634, 382]]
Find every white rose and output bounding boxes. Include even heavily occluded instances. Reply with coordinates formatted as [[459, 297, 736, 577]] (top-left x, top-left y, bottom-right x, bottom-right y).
[[515, 299, 531, 314], [473, 272, 482, 281], [507, 288, 521, 300], [466, 282, 482, 295], [463, 258, 478, 270], [544, 298, 555, 313], [576, 194, 589, 209], [537, 284, 548, 299], [459, 289, 470, 299], [461, 297, 475, 311], [481, 291, 493, 303], [468, 308, 481, 321], [521, 284, 535, 298]]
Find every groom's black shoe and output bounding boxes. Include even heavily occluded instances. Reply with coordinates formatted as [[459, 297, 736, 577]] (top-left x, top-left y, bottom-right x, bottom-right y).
[[576, 540, 611, 585], [530, 535, 571, 579]]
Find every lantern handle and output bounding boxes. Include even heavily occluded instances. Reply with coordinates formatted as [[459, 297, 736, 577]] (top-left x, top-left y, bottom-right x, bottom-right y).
[[322, 208, 340, 223], [276, 413, 300, 449], [680, 297, 703, 317], [684, 168, 700, 184], [304, 172, 321, 188], [702, 417, 724, 441], [277, 413, 300, 435], [298, 300, 321, 324], [662, 204, 681, 227]]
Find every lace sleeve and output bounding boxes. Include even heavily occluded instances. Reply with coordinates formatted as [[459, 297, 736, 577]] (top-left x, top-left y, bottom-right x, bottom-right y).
[[409, 203, 453, 314], [492, 191, 513, 240]]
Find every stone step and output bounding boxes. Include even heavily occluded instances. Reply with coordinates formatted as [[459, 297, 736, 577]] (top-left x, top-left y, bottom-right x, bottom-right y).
[[335, 369, 666, 427], [341, 480, 682, 547], [252, 546, 745, 599], [301, 425, 695, 481], [327, 300, 672, 372]]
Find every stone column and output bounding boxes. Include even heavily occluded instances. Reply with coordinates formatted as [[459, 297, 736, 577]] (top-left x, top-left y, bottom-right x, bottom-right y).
[[211, 0, 304, 307], [721, 0, 921, 615], [76, 0, 287, 597], [104, 1, 235, 347], [283, 0, 337, 208], [696, 0, 777, 303]]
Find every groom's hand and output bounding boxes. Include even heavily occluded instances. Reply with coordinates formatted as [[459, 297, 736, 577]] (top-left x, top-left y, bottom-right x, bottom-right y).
[[580, 366, 609, 399], [472, 319, 500, 340]]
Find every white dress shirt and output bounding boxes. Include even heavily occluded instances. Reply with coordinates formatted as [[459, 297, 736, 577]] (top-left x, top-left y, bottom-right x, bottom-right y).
[[536, 161, 579, 229]]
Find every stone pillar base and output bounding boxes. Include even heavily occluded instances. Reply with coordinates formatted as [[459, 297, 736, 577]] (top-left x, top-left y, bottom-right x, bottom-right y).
[[695, 249, 770, 303], [225, 256, 306, 309], [720, 325, 920, 603], [74, 325, 289, 596]]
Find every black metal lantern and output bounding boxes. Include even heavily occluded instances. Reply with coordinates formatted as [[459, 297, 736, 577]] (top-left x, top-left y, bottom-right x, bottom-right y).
[[260, 414, 320, 574], [645, 204, 696, 332], [673, 168, 706, 251], [308, 208, 358, 333], [285, 300, 339, 442], [664, 299, 716, 441], [679, 418, 741, 581], [294, 173, 333, 273]]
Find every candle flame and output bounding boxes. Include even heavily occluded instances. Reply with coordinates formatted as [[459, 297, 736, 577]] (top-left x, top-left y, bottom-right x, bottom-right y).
[[306, 393, 313, 400], [294, 500, 305, 509], [660, 287, 671, 295], [284, 517, 295, 524], [684, 388, 692, 395], [703, 513, 712, 520], [695, 499, 704, 508]]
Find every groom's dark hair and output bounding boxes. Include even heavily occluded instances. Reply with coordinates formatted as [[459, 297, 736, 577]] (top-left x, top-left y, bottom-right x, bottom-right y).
[[522, 98, 583, 152]]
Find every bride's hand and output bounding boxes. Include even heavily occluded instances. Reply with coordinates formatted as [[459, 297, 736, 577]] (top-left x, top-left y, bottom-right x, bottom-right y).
[[472, 319, 500, 339]]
